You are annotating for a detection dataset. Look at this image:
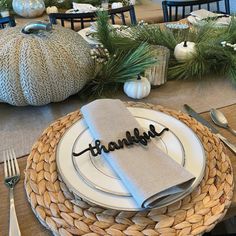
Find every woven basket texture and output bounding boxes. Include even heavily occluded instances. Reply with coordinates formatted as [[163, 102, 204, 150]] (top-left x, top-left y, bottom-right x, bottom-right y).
[[24, 102, 234, 236], [0, 25, 94, 106]]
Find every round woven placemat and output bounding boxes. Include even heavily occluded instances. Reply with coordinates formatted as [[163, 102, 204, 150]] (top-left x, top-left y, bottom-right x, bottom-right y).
[[24, 102, 234, 236]]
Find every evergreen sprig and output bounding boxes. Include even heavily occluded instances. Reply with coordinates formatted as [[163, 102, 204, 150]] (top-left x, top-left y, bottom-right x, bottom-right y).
[[95, 11, 115, 53], [131, 25, 178, 50], [81, 43, 156, 97], [95, 11, 142, 52], [80, 11, 156, 97], [82, 12, 236, 98], [112, 18, 236, 82], [171, 19, 236, 81]]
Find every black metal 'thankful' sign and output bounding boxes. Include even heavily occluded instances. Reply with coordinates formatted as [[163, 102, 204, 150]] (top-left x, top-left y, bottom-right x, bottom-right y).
[[73, 124, 169, 157]]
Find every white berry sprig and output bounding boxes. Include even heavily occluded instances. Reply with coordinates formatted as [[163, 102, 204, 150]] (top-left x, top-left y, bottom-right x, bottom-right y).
[[90, 44, 110, 64], [221, 41, 236, 51], [138, 20, 148, 26]]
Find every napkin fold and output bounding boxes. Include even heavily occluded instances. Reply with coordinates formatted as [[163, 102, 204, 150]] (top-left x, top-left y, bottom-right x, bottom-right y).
[[190, 9, 217, 20], [80, 99, 195, 208], [111, 2, 123, 9], [72, 2, 97, 13], [188, 9, 231, 26]]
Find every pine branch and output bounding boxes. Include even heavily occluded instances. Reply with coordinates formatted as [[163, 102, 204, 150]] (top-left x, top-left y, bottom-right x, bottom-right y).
[[130, 25, 178, 50], [169, 39, 236, 80], [87, 11, 236, 89], [101, 44, 156, 83], [109, 33, 142, 51], [80, 43, 156, 97], [95, 12, 142, 52], [188, 22, 223, 43], [95, 11, 115, 53]]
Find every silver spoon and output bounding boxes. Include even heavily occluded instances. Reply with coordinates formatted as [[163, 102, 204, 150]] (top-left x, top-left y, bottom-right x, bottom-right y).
[[210, 108, 236, 136]]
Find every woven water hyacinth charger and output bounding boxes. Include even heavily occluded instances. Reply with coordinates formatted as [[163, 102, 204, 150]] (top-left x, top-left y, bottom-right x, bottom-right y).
[[24, 102, 234, 236]]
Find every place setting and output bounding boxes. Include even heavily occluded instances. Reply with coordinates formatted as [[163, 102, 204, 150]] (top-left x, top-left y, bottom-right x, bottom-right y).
[[1, 0, 236, 235], [58, 99, 206, 210], [78, 22, 129, 45], [24, 99, 234, 236], [186, 9, 231, 26], [66, 2, 98, 14]]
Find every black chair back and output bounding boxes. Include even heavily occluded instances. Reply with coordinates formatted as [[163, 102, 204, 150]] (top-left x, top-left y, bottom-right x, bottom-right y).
[[109, 5, 137, 25], [162, 0, 230, 22], [49, 5, 137, 30], [0, 16, 16, 29]]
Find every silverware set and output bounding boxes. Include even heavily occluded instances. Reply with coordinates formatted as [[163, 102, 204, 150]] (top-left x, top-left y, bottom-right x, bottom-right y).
[[3, 148, 21, 236], [184, 104, 236, 155]]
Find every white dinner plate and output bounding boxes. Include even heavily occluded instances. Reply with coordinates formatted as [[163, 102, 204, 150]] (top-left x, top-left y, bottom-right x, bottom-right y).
[[72, 118, 185, 197], [78, 27, 99, 45], [187, 15, 231, 27], [78, 25, 128, 45], [56, 107, 206, 211]]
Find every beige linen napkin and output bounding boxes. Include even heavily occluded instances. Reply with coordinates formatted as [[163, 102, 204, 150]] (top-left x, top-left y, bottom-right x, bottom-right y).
[[80, 99, 195, 208], [72, 2, 97, 13], [188, 9, 230, 26], [190, 9, 217, 20]]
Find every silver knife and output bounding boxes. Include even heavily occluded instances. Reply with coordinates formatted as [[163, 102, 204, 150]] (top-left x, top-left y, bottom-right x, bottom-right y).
[[184, 104, 236, 155]]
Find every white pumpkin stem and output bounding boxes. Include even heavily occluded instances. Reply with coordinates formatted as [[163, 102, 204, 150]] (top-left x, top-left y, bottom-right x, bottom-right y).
[[183, 41, 188, 47], [137, 74, 142, 80]]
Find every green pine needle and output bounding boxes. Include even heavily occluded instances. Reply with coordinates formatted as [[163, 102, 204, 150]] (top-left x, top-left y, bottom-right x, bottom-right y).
[[80, 12, 157, 98], [82, 12, 236, 97], [95, 11, 115, 53], [80, 43, 156, 97], [129, 20, 236, 82], [131, 25, 178, 50], [95, 11, 142, 52]]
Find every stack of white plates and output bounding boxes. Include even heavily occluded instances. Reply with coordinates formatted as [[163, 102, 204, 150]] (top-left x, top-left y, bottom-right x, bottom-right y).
[[78, 25, 129, 45], [56, 107, 206, 211], [187, 9, 231, 27]]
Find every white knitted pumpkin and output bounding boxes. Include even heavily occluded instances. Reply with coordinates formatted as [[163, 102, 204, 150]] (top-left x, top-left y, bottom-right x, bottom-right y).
[[0, 22, 94, 106]]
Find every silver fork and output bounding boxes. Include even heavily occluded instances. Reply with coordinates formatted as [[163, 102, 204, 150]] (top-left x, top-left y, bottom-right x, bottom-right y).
[[4, 149, 21, 236]]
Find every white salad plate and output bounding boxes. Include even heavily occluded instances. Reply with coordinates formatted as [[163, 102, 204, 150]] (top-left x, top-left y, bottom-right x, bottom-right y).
[[78, 25, 128, 45], [66, 8, 98, 14], [187, 9, 231, 27], [187, 15, 231, 27], [56, 107, 206, 211], [78, 27, 99, 45]]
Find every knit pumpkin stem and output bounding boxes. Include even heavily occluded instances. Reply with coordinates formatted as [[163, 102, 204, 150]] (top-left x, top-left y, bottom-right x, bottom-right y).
[[22, 21, 52, 34]]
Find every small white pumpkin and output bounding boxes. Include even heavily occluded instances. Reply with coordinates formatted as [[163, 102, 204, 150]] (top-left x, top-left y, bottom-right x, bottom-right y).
[[46, 6, 58, 14], [174, 41, 196, 61], [124, 75, 151, 99]]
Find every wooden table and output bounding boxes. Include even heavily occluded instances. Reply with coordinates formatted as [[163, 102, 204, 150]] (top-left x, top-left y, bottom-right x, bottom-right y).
[[0, 104, 236, 235]]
